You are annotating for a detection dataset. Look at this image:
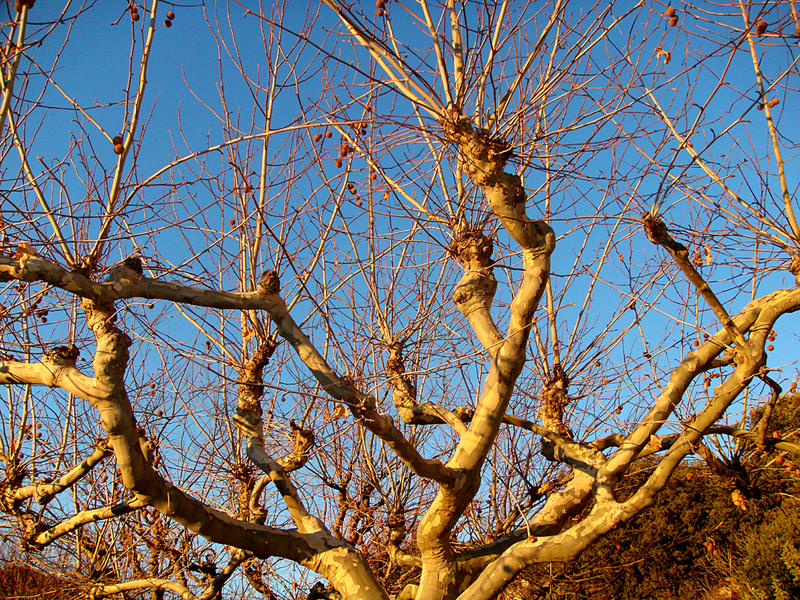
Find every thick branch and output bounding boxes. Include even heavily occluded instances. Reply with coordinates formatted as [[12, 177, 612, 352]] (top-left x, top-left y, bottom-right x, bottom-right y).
[[11, 439, 110, 505], [643, 213, 748, 348], [254, 274, 454, 485], [89, 578, 193, 600], [33, 497, 147, 547], [0, 350, 99, 404]]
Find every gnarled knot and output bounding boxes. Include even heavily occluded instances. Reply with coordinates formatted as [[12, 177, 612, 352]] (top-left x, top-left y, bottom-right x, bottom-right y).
[[441, 114, 512, 186], [788, 255, 800, 287], [122, 256, 143, 274], [386, 342, 418, 406], [44, 344, 79, 365], [642, 213, 687, 253], [538, 365, 572, 437], [279, 420, 316, 472], [257, 270, 280, 295], [448, 228, 494, 268], [387, 509, 406, 544]]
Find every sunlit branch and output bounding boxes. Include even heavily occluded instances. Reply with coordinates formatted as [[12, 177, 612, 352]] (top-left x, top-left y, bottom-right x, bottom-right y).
[[0, 4, 29, 136], [739, 1, 800, 243], [86, 0, 160, 270], [489, 0, 567, 129], [320, 0, 443, 117], [10, 439, 110, 504], [33, 497, 148, 547], [642, 213, 748, 349], [5, 108, 76, 266], [89, 577, 193, 600]]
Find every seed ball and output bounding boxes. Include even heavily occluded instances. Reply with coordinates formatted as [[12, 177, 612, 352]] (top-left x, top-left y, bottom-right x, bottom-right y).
[[114, 143, 125, 154], [377, 8, 384, 16], [155, 409, 163, 417], [229, 219, 236, 226], [325, 131, 332, 138], [147, 303, 155, 309], [166, 11, 175, 20], [164, 19, 171, 27], [313, 133, 322, 142], [768, 344, 774, 351], [669, 15, 678, 26], [334, 158, 342, 168], [768, 98, 779, 108], [355, 200, 363, 207], [376, 0, 385, 7], [756, 20, 767, 35], [665, 6, 676, 16], [693, 340, 700, 347], [132, 11, 140, 21], [112, 135, 123, 145]]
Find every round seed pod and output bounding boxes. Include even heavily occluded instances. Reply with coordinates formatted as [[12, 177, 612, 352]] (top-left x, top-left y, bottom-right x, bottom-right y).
[[669, 15, 678, 26], [325, 131, 332, 138], [665, 6, 676, 16], [164, 19, 172, 27], [756, 20, 767, 35], [167, 11, 175, 20], [112, 135, 123, 145], [313, 133, 322, 142], [114, 143, 125, 155]]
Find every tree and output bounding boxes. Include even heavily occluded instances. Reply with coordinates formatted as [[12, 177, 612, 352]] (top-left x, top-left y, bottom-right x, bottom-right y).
[[1, 1, 799, 599]]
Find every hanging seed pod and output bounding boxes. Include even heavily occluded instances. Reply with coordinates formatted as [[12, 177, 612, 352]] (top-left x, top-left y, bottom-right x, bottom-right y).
[[756, 20, 767, 35]]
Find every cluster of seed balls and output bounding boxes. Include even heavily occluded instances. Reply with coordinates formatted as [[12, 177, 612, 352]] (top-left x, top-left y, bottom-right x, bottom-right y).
[[128, 5, 176, 27], [664, 5, 767, 35]]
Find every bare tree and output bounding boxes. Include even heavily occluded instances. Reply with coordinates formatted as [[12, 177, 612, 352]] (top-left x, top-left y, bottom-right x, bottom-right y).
[[1, 1, 800, 599]]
